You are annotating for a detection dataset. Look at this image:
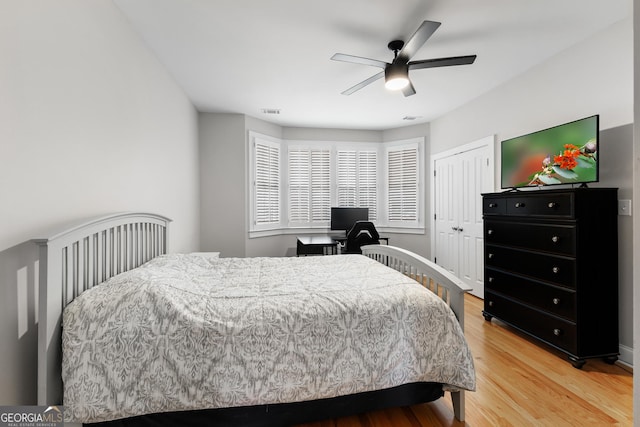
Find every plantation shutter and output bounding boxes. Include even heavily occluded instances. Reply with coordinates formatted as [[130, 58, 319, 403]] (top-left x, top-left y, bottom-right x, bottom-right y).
[[337, 151, 357, 206], [254, 139, 280, 226], [288, 147, 331, 224], [336, 150, 377, 221], [358, 151, 377, 220], [387, 145, 418, 222]]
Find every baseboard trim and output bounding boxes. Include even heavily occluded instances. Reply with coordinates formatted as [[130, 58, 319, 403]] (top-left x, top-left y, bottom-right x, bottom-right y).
[[618, 344, 633, 369]]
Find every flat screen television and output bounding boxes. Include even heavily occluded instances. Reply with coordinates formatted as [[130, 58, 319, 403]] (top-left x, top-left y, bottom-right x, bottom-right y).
[[501, 115, 599, 189], [330, 207, 369, 234]]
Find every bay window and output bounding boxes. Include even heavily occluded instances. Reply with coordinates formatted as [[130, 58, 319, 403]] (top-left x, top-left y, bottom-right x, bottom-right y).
[[249, 132, 423, 235]]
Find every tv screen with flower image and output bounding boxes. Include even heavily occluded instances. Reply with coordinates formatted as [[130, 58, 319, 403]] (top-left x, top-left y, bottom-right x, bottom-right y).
[[500, 115, 599, 189]]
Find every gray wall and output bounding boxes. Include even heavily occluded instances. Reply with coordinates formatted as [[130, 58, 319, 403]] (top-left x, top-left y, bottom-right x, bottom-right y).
[[633, 2, 639, 422], [429, 17, 634, 364], [199, 113, 247, 257], [0, 1, 200, 404], [199, 114, 285, 257]]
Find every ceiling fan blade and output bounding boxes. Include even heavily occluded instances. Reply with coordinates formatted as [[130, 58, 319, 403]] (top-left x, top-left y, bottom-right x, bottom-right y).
[[402, 80, 416, 97], [341, 71, 385, 95], [396, 20, 441, 63], [331, 53, 388, 69], [408, 55, 477, 70]]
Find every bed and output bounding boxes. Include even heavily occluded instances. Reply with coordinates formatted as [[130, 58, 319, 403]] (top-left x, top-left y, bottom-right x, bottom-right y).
[[34, 212, 475, 426]]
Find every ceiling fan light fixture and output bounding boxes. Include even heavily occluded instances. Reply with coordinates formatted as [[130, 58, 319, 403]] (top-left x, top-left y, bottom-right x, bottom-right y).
[[384, 63, 409, 90]]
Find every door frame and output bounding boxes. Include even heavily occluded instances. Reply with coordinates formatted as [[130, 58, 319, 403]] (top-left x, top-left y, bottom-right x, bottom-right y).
[[429, 135, 496, 273]]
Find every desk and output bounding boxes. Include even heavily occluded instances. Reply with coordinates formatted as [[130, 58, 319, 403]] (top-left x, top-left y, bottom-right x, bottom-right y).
[[296, 236, 338, 256], [333, 236, 389, 245]]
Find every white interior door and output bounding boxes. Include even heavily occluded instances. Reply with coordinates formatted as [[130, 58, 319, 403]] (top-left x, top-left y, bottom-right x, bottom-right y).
[[457, 147, 491, 298], [434, 152, 460, 276], [432, 137, 494, 298]]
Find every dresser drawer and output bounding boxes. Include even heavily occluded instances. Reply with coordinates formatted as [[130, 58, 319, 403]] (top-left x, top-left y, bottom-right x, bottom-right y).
[[504, 193, 574, 217], [485, 221, 576, 256], [484, 291, 577, 354], [483, 196, 506, 215], [485, 268, 576, 320], [485, 245, 576, 288]]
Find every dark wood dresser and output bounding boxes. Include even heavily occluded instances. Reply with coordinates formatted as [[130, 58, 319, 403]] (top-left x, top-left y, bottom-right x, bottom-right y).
[[482, 188, 619, 368]]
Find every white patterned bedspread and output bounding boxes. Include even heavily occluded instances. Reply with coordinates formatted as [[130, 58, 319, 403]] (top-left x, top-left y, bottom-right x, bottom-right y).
[[62, 254, 475, 423]]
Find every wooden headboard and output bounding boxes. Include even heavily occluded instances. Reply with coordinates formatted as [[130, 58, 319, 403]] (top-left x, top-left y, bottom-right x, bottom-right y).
[[33, 212, 171, 406]]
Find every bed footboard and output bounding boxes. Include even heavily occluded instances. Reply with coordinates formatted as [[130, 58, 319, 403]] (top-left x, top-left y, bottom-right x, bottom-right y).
[[361, 244, 472, 421]]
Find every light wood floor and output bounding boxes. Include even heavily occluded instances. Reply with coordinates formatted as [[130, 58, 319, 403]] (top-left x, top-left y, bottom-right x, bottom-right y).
[[297, 294, 633, 427]]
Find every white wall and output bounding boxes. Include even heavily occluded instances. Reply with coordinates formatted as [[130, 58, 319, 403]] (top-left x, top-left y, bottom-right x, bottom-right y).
[[0, 0, 199, 404], [430, 17, 634, 365]]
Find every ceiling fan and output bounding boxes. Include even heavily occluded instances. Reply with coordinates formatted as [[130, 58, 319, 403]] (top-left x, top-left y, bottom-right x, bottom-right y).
[[331, 20, 476, 97]]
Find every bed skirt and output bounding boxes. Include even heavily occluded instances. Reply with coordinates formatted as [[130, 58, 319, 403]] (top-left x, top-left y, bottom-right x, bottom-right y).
[[87, 382, 444, 427]]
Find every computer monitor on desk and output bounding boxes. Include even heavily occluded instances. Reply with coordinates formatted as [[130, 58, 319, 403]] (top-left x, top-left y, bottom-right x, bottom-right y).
[[330, 207, 369, 236]]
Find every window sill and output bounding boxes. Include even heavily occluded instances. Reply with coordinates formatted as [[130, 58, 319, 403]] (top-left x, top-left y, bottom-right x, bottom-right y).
[[249, 225, 425, 239]]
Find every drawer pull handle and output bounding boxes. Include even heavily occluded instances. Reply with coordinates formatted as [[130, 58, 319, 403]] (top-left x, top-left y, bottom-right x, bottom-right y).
[[515, 202, 525, 208], [489, 203, 498, 208], [552, 266, 560, 274], [553, 328, 562, 336], [488, 253, 494, 259], [488, 277, 494, 283], [488, 301, 494, 307], [487, 229, 494, 235], [552, 298, 561, 305], [548, 202, 557, 208], [551, 236, 559, 243]]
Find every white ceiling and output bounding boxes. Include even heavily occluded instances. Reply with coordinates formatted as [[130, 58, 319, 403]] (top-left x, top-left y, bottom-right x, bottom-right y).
[[113, 0, 631, 130]]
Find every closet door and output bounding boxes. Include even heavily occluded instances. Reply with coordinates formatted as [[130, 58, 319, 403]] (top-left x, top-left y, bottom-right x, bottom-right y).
[[434, 153, 461, 278], [433, 139, 493, 298], [457, 148, 489, 298]]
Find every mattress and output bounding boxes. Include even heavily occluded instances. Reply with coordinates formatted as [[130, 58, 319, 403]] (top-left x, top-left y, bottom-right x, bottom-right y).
[[62, 253, 475, 423]]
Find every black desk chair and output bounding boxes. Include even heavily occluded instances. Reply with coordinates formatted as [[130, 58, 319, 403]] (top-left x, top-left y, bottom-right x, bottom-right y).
[[344, 221, 380, 254]]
